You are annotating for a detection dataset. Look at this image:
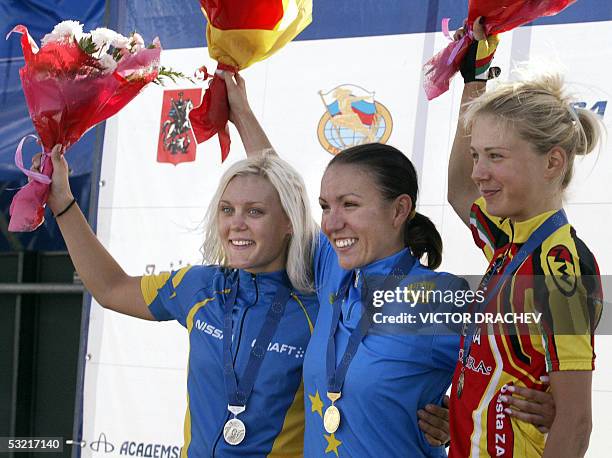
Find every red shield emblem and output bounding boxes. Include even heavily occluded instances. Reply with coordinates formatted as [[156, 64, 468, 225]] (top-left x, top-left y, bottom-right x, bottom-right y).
[[157, 88, 202, 165]]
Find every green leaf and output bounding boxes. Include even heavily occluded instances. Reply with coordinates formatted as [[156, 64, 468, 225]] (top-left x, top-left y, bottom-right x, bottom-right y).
[[78, 36, 98, 55], [154, 66, 196, 86]]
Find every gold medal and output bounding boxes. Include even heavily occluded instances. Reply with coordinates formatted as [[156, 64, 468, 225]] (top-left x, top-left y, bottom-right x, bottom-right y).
[[324, 392, 342, 434], [324, 405, 341, 434]]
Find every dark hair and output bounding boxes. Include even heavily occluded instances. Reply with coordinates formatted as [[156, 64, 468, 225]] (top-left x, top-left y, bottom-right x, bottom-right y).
[[328, 143, 443, 269]]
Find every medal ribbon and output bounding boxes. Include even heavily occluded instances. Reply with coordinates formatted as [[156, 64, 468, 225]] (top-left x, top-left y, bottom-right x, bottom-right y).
[[460, 209, 568, 366], [326, 250, 416, 393], [223, 275, 292, 407]]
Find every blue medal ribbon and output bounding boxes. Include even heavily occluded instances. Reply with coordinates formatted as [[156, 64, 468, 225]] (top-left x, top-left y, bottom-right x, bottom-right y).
[[222, 275, 292, 408], [326, 250, 416, 394]]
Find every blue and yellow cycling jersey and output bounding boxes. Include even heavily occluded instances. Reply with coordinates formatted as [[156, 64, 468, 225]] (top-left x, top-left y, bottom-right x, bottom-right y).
[[303, 234, 464, 457], [141, 266, 318, 457]]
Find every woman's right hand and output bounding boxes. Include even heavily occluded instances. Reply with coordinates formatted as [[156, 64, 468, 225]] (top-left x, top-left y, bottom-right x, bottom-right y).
[[31, 144, 74, 215], [223, 71, 253, 126], [453, 16, 486, 42], [222, 72, 274, 156], [457, 17, 499, 84]]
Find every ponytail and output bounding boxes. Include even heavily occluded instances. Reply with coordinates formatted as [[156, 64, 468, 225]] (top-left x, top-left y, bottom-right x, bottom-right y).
[[404, 212, 443, 270]]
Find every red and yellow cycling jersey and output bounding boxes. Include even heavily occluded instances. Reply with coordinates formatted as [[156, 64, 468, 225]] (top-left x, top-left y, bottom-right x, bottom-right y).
[[449, 198, 602, 457]]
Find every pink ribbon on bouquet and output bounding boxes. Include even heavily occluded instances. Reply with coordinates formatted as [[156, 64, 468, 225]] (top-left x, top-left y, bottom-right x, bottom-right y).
[[14, 135, 51, 184], [441, 18, 474, 65], [9, 135, 54, 231]]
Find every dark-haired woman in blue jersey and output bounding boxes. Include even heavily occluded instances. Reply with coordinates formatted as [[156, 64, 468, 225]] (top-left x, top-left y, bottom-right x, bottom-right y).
[[224, 71, 555, 457]]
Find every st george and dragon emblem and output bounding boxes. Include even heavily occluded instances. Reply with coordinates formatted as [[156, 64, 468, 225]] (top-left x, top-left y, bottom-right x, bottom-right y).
[[157, 88, 202, 165]]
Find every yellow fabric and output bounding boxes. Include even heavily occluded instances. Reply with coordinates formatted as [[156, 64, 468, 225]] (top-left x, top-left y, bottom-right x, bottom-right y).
[[140, 266, 193, 306], [204, 0, 312, 69], [172, 266, 193, 289], [268, 296, 313, 456], [181, 391, 191, 458], [474, 196, 558, 245], [183, 296, 216, 456], [140, 272, 171, 306], [292, 293, 314, 333], [475, 34, 500, 61], [268, 381, 306, 457]]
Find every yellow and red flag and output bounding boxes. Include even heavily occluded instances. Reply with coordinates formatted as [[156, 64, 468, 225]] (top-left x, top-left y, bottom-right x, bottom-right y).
[[189, 0, 312, 161]]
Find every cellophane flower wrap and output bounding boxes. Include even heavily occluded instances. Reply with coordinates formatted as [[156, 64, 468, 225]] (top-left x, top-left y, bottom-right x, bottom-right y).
[[423, 0, 576, 100], [189, 0, 312, 162], [7, 21, 161, 232]]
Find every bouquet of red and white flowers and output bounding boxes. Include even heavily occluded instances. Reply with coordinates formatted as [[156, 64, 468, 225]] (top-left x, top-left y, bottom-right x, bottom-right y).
[[8, 20, 163, 232], [423, 0, 576, 100]]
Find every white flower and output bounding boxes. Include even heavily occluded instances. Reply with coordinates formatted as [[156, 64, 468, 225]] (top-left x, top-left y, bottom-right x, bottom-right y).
[[111, 33, 130, 49], [99, 53, 118, 73], [53, 20, 83, 38], [90, 27, 120, 54], [41, 33, 60, 46], [129, 32, 145, 52], [41, 20, 84, 46]]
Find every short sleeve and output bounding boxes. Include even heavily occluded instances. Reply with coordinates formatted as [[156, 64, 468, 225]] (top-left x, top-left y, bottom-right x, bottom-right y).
[[140, 265, 210, 327], [469, 197, 511, 262], [535, 235, 602, 372]]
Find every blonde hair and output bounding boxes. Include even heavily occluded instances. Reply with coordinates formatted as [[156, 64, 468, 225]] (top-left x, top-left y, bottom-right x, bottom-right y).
[[201, 152, 318, 293], [464, 73, 604, 188]]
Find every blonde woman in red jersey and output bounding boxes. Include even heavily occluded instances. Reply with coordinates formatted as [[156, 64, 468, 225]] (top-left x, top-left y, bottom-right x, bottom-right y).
[[447, 18, 603, 458]]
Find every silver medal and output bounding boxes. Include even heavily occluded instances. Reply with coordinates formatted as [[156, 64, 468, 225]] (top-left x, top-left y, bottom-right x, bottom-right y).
[[223, 418, 246, 445], [224, 405, 246, 445]]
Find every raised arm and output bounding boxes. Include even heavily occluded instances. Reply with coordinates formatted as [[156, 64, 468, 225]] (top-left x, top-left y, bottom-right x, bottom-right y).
[[448, 82, 484, 225], [37, 146, 153, 320], [224, 72, 275, 157], [447, 18, 498, 226]]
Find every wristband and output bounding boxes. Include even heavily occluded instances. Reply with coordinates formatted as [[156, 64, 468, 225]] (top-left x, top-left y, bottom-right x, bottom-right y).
[[55, 198, 76, 218], [460, 34, 500, 83]]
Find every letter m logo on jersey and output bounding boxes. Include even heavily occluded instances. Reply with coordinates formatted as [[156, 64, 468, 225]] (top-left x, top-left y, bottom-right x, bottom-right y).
[[157, 88, 203, 165]]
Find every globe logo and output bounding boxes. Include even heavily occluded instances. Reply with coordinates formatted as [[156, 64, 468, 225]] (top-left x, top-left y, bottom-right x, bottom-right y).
[[317, 84, 393, 155]]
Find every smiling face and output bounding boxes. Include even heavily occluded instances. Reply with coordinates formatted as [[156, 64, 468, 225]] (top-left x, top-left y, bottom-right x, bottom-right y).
[[319, 164, 409, 270], [470, 114, 560, 222], [217, 174, 292, 273]]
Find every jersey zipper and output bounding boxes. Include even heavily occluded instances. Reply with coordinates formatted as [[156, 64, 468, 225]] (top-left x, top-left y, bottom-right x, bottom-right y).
[[211, 273, 259, 457]]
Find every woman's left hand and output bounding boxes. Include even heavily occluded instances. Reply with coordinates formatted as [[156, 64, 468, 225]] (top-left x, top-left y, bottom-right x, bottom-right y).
[[418, 395, 450, 447], [501, 377, 556, 433]]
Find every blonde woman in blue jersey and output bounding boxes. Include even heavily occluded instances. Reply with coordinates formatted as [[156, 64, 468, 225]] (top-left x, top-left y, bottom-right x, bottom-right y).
[[34, 145, 321, 456], [33, 94, 458, 458], [224, 72, 555, 457]]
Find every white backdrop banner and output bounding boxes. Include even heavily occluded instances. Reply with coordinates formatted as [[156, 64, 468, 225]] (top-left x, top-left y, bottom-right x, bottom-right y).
[[81, 21, 612, 457]]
